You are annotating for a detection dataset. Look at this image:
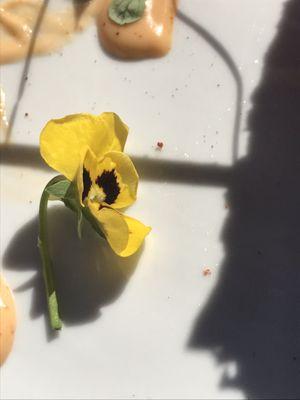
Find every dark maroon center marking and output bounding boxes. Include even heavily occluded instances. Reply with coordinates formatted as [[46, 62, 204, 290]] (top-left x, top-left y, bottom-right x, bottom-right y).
[[96, 169, 120, 205], [82, 167, 92, 202]]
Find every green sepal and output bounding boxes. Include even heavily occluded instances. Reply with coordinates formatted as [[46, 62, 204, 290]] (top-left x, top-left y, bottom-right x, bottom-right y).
[[45, 177, 72, 200], [46, 176, 105, 240]]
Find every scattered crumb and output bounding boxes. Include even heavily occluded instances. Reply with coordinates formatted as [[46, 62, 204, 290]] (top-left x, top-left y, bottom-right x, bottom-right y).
[[217, 83, 220, 87], [186, 36, 190, 39], [203, 267, 212, 277], [156, 141, 164, 150], [24, 112, 28, 117], [116, 32, 120, 36]]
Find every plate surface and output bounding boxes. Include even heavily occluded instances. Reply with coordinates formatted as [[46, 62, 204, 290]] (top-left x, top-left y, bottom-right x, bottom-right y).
[[1, 1, 299, 399]]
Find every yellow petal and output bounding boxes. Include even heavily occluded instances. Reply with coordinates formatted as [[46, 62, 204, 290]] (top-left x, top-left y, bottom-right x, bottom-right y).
[[105, 151, 138, 209], [99, 112, 129, 152], [88, 204, 129, 255], [76, 157, 85, 205], [76, 147, 94, 205], [119, 215, 151, 257], [40, 113, 128, 180]]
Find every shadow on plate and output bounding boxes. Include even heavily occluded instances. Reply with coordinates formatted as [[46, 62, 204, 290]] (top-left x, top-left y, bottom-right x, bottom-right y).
[[189, 1, 300, 399], [3, 206, 142, 339], [0, 143, 232, 187]]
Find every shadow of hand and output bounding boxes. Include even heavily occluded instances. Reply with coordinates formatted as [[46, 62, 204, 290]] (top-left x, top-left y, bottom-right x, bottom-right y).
[[3, 206, 141, 328]]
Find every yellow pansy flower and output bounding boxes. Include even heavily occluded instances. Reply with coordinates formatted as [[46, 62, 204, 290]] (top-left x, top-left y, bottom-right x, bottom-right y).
[[40, 112, 151, 257]]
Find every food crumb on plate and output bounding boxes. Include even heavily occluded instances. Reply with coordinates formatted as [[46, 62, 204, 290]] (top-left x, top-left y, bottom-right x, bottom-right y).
[[202, 267, 212, 276], [156, 141, 164, 150]]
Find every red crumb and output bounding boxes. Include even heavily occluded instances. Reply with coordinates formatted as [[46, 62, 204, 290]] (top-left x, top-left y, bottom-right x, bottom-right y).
[[156, 141, 164, 150], [203, 267, 212, 276]]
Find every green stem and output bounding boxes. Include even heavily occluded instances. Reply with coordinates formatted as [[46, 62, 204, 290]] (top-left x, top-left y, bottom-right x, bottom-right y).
[[38, 186, 62, 330]]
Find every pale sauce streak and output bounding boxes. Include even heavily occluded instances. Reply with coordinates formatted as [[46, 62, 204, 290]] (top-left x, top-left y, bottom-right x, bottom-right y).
[[0, 275, 17, 366], [0, 0, 177, 64], [0, 86, 8, 139], [0, 0, 101, 64]]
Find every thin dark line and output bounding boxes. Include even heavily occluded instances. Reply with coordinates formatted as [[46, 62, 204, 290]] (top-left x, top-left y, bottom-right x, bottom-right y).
[[177, 10, 243, 163], [5, 0, 50, 143]]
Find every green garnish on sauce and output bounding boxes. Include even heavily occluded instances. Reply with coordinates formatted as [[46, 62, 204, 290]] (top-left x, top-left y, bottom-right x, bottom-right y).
[[108, 0, 146, 25]]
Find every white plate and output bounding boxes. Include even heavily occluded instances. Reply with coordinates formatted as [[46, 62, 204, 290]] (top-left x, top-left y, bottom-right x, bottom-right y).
[[1, 1, 299, 399]]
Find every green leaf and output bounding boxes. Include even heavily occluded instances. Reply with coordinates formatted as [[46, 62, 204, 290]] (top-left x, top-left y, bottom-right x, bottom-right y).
[[46, 178, 72, 200], [109, 0, 146, 25]]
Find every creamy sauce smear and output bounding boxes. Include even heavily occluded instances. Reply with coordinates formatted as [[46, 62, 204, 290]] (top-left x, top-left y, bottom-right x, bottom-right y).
[[0, 275, 17, 365], [0, 0, 177, 64], [0, 0, 101, 64], [0, 86, 8, 139]]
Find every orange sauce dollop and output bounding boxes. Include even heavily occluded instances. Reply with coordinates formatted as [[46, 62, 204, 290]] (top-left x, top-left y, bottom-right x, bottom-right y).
[[98, 0, 177, 59], [0, 275, 17, 365]]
